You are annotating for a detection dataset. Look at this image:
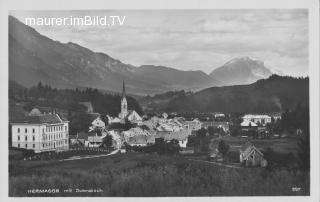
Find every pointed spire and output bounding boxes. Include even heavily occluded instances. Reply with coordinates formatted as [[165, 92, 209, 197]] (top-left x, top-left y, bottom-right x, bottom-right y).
[[122, 80, 126, 99]]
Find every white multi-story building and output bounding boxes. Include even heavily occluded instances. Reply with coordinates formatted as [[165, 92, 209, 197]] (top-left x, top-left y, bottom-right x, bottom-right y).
[[185, 119, 202, 131], [11, 113, 69, 153], [242, 114, 272, 126]]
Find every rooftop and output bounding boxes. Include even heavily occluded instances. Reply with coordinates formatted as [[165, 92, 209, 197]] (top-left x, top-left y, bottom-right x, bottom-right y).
[[11, 113, 67, 124]]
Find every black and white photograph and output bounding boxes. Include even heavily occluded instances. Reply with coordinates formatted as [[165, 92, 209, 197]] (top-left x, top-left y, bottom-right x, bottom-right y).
[[1, 0, 319, 200]]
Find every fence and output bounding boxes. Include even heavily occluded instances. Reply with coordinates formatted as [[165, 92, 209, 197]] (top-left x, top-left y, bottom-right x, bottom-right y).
[[68, 147, 110, 152], [24, 147, 111, 161]]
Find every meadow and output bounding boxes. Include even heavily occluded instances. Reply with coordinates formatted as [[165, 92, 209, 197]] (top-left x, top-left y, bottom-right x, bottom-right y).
[[9, 152, 309, 197]]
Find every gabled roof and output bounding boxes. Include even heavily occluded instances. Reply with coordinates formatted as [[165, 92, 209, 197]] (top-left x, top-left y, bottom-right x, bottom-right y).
[[69, 131, 96, 141], [240, 143, 263, 159], [127, 135, 155, 145], [155, 131, 190, 141], [206, 121, 229, 127], [11, 114, 67, 124], [123, 127, 151, 137], [125, 110, 141, 119]]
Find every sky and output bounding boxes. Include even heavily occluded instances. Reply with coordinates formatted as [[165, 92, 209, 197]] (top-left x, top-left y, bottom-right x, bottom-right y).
[[10, 10, 308, 76]]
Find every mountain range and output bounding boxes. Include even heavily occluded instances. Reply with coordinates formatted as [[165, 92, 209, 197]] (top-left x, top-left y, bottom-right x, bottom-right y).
[[209, 57, 277, 86], [9, 15, 282, 95], [9, 16, 222, 95], [140, 75, 309, 113]]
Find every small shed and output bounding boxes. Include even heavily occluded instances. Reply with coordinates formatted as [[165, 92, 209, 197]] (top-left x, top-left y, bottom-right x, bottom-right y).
[[239, 142, 267, 167]]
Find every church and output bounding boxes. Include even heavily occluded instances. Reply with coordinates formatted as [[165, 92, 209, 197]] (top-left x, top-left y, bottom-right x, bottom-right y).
[[118, 81, 142, 124]]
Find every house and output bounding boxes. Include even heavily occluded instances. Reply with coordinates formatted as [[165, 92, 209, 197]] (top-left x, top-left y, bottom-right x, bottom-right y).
[[69, 137, 85, 147], [202, 121, 230, 133], [162, 112, 168, 119], [10, 113, 69, 153], [107, 115, 121, 124], [108, 130, 122, 149], [123, 127, 152, 138], [242, 114, 272, 126], [213, 112, 225, 119], [87, 136, 104, 147], [185, 119, 202, 131], [126, 110, 143, 123], [240, 120, 258, 127], [126, 135, 155, 147], [155, 130, 191, 148], [122, 126, 155, 147], [268, 112, 282, 121], [69, 131, 89, 147], [90, 116, 105, 130], [239, 143, 267, 167]]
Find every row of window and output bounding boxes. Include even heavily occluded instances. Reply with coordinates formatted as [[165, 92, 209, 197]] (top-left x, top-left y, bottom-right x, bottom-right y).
[[17, 143, 35, 149], [17, 125, 68, 134], [42, 140, 68, 148], [17, 134, 68, 142], [17, 133, 67, 141], [46, 125, 67, 133], [17, 128, 36, 133], [17, 140, 68, 149], [17, 136, 35, 141], [43, 133, 65, 141]]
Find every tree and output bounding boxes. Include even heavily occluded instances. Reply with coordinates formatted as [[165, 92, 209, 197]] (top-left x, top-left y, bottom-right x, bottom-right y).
[[167, 139, 181, 155], [69, 112, 92, 135], [140, 125, 150, 131], [154, 138, 166, 155], [100, 115, 109, 126], [230, 115, 242, 137], [186, 135, 198, 148], [101, 135, 113, 151], [196, 128, 207, 138], [218, 140, 229, 157], [263, 147, 275, 170], [297, 127, 310, 171], [207, 126, 215, 136]]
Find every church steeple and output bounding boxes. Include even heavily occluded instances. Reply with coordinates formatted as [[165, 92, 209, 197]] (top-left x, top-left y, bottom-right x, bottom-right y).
[[122, 80, 126, 99], [120, 80, 128, 120]]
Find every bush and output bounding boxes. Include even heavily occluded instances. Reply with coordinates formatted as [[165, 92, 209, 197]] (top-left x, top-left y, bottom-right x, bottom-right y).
[[218, 140, 229, 157], [225, 151, 240, 163], [263, 148, 297, 169], [9, 148, 35, 160], [128, 138, 181, 155]]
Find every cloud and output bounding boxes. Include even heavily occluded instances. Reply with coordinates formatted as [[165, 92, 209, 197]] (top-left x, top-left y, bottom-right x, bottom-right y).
[[10, 9, 308, 76], [199, 19, 252, 33]]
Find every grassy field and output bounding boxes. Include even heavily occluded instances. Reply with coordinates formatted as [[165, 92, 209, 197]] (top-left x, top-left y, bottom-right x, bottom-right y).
[[215, 136, 300, 154], [9, 151, 309, 197]]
